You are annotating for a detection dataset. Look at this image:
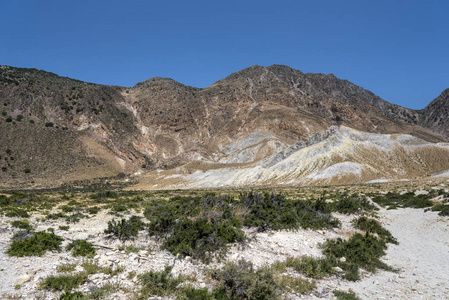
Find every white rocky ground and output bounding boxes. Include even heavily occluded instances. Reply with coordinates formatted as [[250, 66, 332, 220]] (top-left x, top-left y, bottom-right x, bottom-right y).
[[0, 205, 448, 299]]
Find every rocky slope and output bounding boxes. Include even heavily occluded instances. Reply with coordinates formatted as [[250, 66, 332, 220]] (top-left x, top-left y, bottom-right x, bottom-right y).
[[420, 88, 449, 139], [134, 126, 449, 189], [0, 65, 447, 188]]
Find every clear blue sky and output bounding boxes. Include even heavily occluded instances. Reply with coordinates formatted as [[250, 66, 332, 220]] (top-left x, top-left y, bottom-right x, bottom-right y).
[[1, 0, 448, 109]]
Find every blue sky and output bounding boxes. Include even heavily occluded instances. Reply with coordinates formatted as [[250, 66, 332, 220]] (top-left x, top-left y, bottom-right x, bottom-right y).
[[1, 0, 448, 109]]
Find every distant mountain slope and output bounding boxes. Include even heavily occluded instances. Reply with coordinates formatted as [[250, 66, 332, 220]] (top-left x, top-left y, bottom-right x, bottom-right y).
[[136, 126, 449, 189], [0, 65, 447, 188]]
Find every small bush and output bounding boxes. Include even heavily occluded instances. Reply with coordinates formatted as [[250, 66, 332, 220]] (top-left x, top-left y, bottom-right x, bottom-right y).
[[7, 231, 63, 257], [59, 291, 85, 300], [138, 266, 183, 296], [241, 192, 340, 231], [323, 233, 393, 275], [87, 206, 100, 214], [161, 218, 245, 263], [333, 290, 361, 300], [353, 217, 398, 244], [11, 220, 33, 231], [179, 287, 214, 300], [57, 263, 77, 273], [66, 239, 96, 257], [104, 216, 145, 241], [45, 122, 54, 127], [275, 275, 316, 294], [431, 204, 449, 216], [40, 273, 87, 291], [60, 205, 73, 213], [213, 260, 279, 300], [284, 256, 336, 279], [372, 191, 433, 209], [59, 225, 70, 231], [332, 196, 377, 214], [80, 260, 124, 276], [46, 212, 66, 220], [5, 208, 30, 218], [0, 195, 11, 206]]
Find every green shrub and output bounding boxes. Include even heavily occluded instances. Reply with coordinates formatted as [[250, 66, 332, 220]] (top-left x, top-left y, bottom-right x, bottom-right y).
[[275, 275, 316, 294], [138, 266, 183, 297], [45, 122, 54, 127], [40, 273, 87, 291], [80, 260, 124, 276], [7, 231, 63, 257], [57, 263, 77, 273], [213, 260, 279, 300], [431, 204, 449, 216], [161, 218, 245, 263], [11, 220, 33, 231], [241, 192, 340, 231], [46, 212, 66, 220], [87, 206, 100, 214], [0, 195, 11, 206], [179, 287, 214, 300], [333, 290, 361, 300], [59, 291, 85, 300], [64, 212, 87, 223], [104, 216, 145, 241], [59, 225, 70, 231], [66, 239, 96, 257], [332, 196, 377, 214], [284, 256, 336, 279], [5, 208, 30, 218], [372, 192, 433, 209], [60, 205, 73, 213], [353, 217, 398, 244], [323, 233, 393, 275]]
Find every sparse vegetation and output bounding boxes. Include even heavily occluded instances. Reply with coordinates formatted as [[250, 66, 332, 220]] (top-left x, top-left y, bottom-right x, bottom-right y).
[[66, 239, 96, 257], [11, 220, 33, 231], [372, 191, 434, 209], [0, 186, 442, 298], [353, 216, 398, 244], [431, 204, 449, 216], [56, 263, 77, 273], [282, 256, 336, 279], [137, 266, 183, 297], [7, 231, 63, 257], [213, 260, 279, 300], [333, 290, 361, 300], [40, 273, 87, 291], [241, 192, 341, 231], [104, 216, 145, 241], [323, 233, 394, 280], [5, 208, 30, 218]]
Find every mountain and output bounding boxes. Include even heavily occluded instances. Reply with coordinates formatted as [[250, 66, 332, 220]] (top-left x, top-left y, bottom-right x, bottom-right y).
[[0, 65, 447, 188], [420, 88, 449, 139]]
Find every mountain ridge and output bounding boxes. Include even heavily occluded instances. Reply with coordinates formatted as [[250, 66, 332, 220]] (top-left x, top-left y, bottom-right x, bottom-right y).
[[0, 64, 448, 188]]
